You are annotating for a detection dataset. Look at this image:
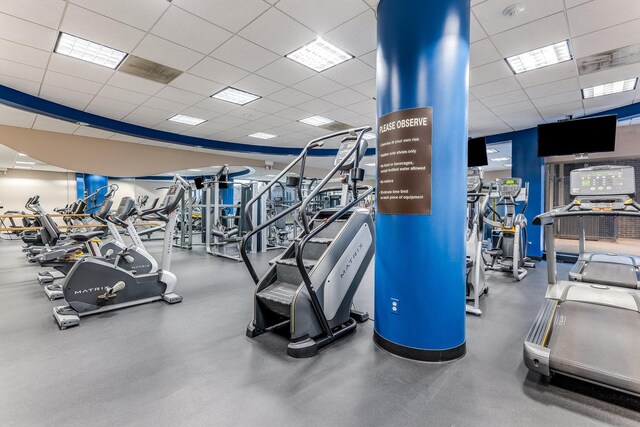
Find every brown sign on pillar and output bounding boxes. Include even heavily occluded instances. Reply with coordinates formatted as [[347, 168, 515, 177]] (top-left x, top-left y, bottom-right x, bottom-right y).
[[377, 107, 433, 215]]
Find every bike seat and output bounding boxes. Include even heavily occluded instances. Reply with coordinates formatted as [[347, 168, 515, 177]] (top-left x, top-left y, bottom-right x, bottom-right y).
[[69, 231, 103, 242]]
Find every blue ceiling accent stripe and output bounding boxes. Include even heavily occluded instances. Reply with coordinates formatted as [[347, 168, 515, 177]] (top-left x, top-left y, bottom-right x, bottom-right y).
[[0, 84, 376, 157]]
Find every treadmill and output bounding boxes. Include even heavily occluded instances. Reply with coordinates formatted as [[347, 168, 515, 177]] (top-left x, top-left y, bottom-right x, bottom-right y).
[[524, 165, 640, 396]]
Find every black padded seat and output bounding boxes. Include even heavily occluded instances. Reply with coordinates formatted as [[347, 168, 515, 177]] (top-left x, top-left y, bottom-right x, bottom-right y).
[[69, 231, 103, 242]]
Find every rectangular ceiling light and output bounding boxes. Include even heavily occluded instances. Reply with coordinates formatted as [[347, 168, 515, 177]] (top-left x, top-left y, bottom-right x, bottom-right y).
[[363, 132, 376, 140], [212, 87, 260, 105], [55, 32, 127, 69], [486, 148, 498, 153], [188, 169, 202, 172], [299, 115, 334, 126], [490, 157, 511, 162], [15, 161, 36, 165], [18, 153, 27, 156], [13, 165, 32, 170], [249, 132, 278, 140], [286, 38, 353, 72], [168, 114, 207, 126], [506, 40, 572, 74], [365, 162, 376, 166], [504, 163, 512, 167], [582, 78, 638, 99]]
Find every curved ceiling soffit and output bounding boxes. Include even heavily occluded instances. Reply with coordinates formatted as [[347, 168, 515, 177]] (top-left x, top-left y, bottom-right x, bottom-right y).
[[0, 85, 376, 158]]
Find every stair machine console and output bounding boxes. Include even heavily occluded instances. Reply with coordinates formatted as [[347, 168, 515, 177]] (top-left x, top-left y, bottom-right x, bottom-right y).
[[466, 168, 490, 315], [52, 176, 190, 329], [524, 165, 640, 396], [483, 177, 535, 281], [242, 127, 375, 358]]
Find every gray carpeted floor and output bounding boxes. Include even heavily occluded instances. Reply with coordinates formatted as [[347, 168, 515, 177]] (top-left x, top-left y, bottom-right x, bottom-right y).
[[0, 237, 639, 426]]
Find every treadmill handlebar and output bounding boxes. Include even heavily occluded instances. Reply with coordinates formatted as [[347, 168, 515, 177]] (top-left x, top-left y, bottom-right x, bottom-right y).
[[533, 200, 640, 225]]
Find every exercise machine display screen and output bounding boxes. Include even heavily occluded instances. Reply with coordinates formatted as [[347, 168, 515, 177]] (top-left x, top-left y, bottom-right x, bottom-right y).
[[570, 166, 635, 196], [335, 137, 367, 170], [497, 177, 522, 197], [467, 169, 482, 193]]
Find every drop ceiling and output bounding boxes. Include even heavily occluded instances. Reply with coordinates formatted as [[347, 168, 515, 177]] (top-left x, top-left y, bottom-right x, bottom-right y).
[[0, 0, 638, 170]]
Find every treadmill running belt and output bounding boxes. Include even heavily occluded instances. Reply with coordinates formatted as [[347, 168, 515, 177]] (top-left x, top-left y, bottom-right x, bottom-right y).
[[549, 301, 640, 394]]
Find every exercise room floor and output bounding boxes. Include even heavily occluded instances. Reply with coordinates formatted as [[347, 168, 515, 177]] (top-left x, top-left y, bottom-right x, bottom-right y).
[[1, 239, 639, 426]]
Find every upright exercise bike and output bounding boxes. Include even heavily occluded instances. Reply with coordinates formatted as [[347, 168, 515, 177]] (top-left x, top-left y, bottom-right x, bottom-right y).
[[53, 176, 189, 329]]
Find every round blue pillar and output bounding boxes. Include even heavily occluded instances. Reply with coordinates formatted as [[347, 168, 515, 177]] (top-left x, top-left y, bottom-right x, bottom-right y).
[[374, 0, 469, 361]]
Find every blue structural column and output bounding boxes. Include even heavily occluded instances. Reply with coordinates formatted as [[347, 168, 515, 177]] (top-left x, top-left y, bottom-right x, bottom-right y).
[[374, 0, 469, 361], [75, 173, 108, 211]]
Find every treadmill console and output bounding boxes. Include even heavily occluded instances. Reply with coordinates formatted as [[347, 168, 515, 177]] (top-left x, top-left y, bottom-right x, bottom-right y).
[[467, 169, 482, 193], [497, 177, 522, 197], [570, 166, 635, 197], [335, 136, 368, 171]]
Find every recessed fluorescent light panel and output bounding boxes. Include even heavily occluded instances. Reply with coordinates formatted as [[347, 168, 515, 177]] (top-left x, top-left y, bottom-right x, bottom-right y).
[[249, 132, 278, 140], [504, 163, 512, 167], [486, 148, 498, 154], [582, 78, 638, 99], [188, 169, 202, 172], [506, 40, 572, 74], [363, 132, 376, 140], [212, 87, 260, 105], [168, 114, 206, 126], [55, 33, 127, 69], [299, 115, 334, 127], [13, 166, 32, 170], [15, 161, 36, 165], [490, 157, 511, 162], [18, 153, 27, 156], [286, 38, 353, 72], [365, 162, 376, 166]]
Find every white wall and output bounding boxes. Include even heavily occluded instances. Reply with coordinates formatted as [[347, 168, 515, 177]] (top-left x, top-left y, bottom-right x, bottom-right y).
[[0, 169, 76, 214]]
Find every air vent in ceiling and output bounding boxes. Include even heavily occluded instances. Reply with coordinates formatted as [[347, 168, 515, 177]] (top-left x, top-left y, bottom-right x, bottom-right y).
[[118, 55, 182, 84], [319, 121, 354, 132], [577, 43, 640, 76]]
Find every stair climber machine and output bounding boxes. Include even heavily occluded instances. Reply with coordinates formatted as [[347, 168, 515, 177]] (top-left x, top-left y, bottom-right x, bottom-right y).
[[52, 176, 189, 329], [42, 197, 158, 300], [524, 165, 640, 396], [466, 168, 491, 315], [483, 177, 535, 281], [242, 127, 375, 357]]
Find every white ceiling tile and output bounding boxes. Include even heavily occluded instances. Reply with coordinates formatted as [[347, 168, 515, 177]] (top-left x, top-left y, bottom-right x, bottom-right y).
[[40, 84, 95, 109], [172, 0, 269, 33], [474, 0, 565, 36], [346, 98, 376, 116], [180, 126, 218, 138], [153, 120, 194, 133], [515, 60, 577, 87], [322, 87, 370, 107], [359, 50, 376, 68], [68, 0, 170, 31], [536, 100, 585, 121], [470, 12, 488, 43], [0, 38, 50, 69], [480, 89, 530, 108], [73, 126, 115, 139], [501, 114, 543, 131], [133, 34, 205, 71], [0, 0, 65, 29], [324, 10, 377, 57], [44, 70, 103, 95], [227, 108, 268, 122], [324, 107, 361, 123], [96, 85, 152, 105], [0, 59, 44, 83], [565, 0, 591, 7], [188, 56, 250, 86], [193, 97, 240, 115], [0, 13, 58, 51], [178, 107, 222, 121], [151, 6, 232, 55], [233, 74, 284, 97], [582, 91, 636, 110], [32, 115, 81, 133], [0, 105, 36, 128], [470, 108, 500, 121], [297, 98, 338, 114], [274, 107, 310, 121], [268, 87, 315, 106], [470, 60, 513, 86], [255, 58, 316, 86], [470, 76, 521, 98], [0, 75, 40, 95], [48, 54, 115, 83], [532, 91, 583, 108], [239, 8, 315, 56], [352, 79, 376, 98], [211, 115, 249, 128], [123, 111, 166, 127], [169, 73, 225, 96], [61, 4, 146, 52], [244, 98, 288, 114], [86, 96, 139, 117], [490, 100, 537, 116], [567, 0, 640, 37], [470, 39, 502, 68], [143, 96, 190, 113], [572, 19, 640, 58], [253, 115, 291, 126], [469, 99, 488, 113], [490, 13, 570, 58], [107, 72, 165, 96], [126, 106, 172, 120], [196, 118, 237, 132], [322, 59, 375, 87], [210, 36, 279, 73], [293, 75, 345, 97], [276, 0, 369, 34], [524, 77, 580, 99], [155, 86, 206, 106], [578, 62, 640, 88]]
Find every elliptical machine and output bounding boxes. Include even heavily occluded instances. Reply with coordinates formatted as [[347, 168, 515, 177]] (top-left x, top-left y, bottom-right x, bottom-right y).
[[243, 127, 374, 358], [466, 168, 490, 315], [52, 176, 189, 329], [483, 177, 535, 281]]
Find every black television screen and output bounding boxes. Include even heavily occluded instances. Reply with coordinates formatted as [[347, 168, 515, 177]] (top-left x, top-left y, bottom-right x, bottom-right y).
[[537, 115, 617, 157], [468, 137, 488, 167]]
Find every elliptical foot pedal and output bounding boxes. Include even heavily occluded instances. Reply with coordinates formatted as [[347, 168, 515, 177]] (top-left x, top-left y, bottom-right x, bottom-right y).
[[53, 306, 80, 330], [162, 293, 182, 304], [350, 309, 369, 323], [287, 338, 319, 358], [44, 284, 64, 301], [37, 274, 53, 285]]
